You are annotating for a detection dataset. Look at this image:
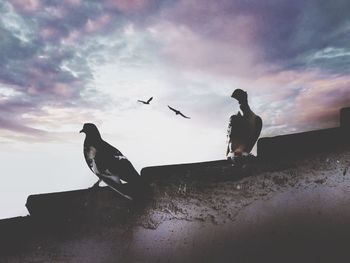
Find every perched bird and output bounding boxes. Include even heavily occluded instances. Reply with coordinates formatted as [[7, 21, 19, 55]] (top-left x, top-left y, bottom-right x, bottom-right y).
[[80, 123, 141, 200], [227, 89, 262, 159], [168, 105, 190, 119], [137, 97, 153, 105]]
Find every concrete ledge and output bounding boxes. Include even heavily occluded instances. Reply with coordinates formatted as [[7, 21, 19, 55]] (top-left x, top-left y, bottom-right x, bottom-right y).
[[23, 160, 254, 222], [25, 187, 132, 223], [257, 107, 350, 159], [0, 216, 34, 255], [257, 127, 348, 159], [142, 159, 231, 180]]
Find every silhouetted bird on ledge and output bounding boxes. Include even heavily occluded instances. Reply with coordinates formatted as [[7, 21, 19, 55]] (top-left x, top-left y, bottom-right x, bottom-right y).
[[227, 89, 262, 162], [80, 123, 141, 200], [137, 97, 153, 105], [168, 105, 191, 119]]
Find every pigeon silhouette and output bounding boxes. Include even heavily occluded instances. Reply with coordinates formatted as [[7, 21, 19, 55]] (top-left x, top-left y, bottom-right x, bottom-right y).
[[80, 123, 141, 200], [137, 97, 153, 105], [227, 89, 262, 159], [168, 105, 190, 119]]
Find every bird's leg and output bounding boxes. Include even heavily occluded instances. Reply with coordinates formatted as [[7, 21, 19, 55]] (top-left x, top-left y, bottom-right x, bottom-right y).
[[91, 178, 101, 189]]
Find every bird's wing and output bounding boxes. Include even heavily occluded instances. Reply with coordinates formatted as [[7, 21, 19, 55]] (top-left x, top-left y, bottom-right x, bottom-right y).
[[137, 100, 146, 104], [168, 105, 177, 112], [110, 158, 140, 183], [101, 176, 133, 200], [227, 114, 245, 153], [179, 112, 190, 119], [147, 97, 153, 103], [102, 140, 124, 156], [100, 140, 140, 183]]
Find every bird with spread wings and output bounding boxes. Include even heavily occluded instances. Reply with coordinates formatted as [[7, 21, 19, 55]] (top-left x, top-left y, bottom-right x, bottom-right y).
[[168, 105, 191, 119], [137, 97, 153, 105]]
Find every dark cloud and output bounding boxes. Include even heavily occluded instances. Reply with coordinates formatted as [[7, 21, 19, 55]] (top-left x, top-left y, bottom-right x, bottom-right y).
[[244, 0, 350, 73], [0, 0, 108, 136], [157, 0, 350, 74]]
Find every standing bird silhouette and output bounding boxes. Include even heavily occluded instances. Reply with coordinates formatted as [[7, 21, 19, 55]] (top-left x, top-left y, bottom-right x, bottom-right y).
[[168, 105, 191, 119], [80, 123, 141, 200], [137, 97, 153, 105], [227, 89, 262, 160]]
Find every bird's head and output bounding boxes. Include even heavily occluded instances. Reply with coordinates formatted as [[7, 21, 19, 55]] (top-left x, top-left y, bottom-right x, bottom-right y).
[[79, 123, 101, 139], [231, 89, 248, 105]]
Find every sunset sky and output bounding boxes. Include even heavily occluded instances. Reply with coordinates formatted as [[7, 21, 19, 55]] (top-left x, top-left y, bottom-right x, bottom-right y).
[[1, 0, 350, 218]]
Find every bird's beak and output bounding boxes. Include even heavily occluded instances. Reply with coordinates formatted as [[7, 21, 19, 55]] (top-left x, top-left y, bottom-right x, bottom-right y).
[[79, 129, 84, 133]]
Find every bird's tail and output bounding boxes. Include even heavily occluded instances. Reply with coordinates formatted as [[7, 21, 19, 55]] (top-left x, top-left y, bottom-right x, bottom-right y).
[[102, 177, 134, 200]]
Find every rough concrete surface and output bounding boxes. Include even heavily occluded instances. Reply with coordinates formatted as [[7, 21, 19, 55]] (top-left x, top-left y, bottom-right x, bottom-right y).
[[1, 149, 350, 262]]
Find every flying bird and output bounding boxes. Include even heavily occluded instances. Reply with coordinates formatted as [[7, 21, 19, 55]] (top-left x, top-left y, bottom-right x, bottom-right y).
[[137, 97, 153, 105], [227, 89, 262, 160], [168, 105, 191, 119], [80, 123, 141, 200]]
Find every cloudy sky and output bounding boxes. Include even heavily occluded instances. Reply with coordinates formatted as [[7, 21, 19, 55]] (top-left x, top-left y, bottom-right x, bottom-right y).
[[1, 0, 350, 218]]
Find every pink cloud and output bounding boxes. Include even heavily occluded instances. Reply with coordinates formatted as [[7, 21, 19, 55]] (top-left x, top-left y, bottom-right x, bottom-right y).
[[12, 0, 40, 13], [105, 0, 154, 13], [158, 0, 259, 42], [149, 19, 262, 79], [43, 6, 68, 19], [85, 14, 112, 33], [62, 30, 81, 45], [251, 70, 350, 135], [142, 0, 275, 81], [64, 0, 82, 6], [53, 83, 73, 97], [27, 86, 40, 95], [39, 27, 59, 40], [294, 77, 350, 125]]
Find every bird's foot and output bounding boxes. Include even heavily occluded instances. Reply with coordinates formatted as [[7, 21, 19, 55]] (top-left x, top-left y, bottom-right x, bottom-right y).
[[228, 153, 256, 168], [227, 154, 245, 168], [231, 156, 243, 168]]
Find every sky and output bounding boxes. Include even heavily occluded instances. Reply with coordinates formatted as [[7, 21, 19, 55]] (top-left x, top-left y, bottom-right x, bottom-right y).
[[0, 0, 350, 219]]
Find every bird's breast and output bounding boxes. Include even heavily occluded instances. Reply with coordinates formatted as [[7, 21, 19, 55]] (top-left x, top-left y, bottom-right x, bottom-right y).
[[87, 146, 97, 159], [84, 145, 100, 174], [228, 113, 261, 153]]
